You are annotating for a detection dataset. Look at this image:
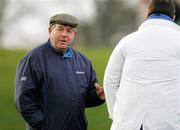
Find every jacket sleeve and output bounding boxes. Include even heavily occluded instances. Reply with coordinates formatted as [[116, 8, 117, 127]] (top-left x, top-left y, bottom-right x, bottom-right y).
[[14, 56, 44, 128], [85, 64, 105, 108], [103, 40, 126, 119]]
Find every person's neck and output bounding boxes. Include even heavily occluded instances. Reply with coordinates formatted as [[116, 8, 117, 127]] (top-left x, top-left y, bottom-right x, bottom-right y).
[[50, 43, 65, 56]]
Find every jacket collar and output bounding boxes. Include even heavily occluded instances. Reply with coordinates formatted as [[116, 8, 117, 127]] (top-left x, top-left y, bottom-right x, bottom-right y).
[[138, 18, 180, 32]]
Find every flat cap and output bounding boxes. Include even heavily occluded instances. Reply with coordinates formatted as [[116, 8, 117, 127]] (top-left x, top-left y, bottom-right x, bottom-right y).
[[49, 13, 79, 28]]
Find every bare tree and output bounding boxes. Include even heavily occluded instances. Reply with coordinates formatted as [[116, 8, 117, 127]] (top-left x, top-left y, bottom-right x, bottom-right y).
[[83, 0, 137, 46]]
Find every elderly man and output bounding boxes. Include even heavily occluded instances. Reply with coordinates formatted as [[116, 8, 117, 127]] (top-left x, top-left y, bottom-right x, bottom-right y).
[[104, 0, 180, 130], [15, 13, 105, 130]]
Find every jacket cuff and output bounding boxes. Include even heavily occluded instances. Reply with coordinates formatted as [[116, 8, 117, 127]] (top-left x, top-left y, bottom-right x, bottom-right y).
[[85, 88, 105, 107], [23, 111, 44, 129]]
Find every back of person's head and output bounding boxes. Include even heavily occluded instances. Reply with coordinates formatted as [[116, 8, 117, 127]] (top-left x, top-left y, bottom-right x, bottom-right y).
[[147, 0, 176, 18]]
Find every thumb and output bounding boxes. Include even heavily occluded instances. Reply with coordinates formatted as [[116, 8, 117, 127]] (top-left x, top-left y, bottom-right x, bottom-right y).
[[95, 83, 101, 90]]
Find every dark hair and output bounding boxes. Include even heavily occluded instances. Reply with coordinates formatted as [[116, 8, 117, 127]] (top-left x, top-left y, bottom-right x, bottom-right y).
[[148, 0, 176, 18]]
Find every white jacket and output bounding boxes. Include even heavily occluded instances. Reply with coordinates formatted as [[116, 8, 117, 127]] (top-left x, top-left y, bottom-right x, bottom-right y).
[[104, 19, 180, 130]]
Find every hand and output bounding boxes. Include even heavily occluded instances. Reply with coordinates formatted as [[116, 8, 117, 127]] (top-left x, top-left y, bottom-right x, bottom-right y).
[[95, 83, 105, 101]]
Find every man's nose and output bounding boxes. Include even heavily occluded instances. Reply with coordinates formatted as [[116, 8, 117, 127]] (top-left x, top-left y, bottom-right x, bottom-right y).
[[61, 30, 68, 37]]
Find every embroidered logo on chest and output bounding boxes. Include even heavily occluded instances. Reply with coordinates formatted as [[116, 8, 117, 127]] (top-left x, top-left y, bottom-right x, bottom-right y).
[[76, 71, 85, 74]]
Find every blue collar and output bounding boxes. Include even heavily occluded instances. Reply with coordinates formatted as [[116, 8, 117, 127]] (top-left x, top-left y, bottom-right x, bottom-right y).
[[147, 13, 175, 23], [63, 48, 73, 58]]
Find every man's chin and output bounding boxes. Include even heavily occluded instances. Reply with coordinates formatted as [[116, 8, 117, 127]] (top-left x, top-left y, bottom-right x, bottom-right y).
[[56, 46, 68, 52]]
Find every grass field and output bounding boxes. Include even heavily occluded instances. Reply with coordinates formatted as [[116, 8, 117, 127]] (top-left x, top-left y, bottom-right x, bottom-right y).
[[0, 47, 113, 130]]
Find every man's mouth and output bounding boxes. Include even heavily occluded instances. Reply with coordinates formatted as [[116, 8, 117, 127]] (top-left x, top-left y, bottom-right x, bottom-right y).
[[61, 40, 67, 42], [60, 40, 67, 44]]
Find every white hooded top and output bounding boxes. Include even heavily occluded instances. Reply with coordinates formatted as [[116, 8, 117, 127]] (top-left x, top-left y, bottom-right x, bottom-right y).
[[104, 18, 180, 130]]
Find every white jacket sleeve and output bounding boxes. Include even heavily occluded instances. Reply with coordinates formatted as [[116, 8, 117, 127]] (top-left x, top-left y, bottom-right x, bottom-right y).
[[104, 41, 125, 119]]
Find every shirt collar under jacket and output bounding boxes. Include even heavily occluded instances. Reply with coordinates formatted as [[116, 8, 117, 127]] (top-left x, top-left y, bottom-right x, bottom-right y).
[[63, 48, 73, 58], [147, 13, 175, 23]]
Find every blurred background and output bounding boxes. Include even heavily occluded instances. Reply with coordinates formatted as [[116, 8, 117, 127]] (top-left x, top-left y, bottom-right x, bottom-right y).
[[0, 0, 180, 130]]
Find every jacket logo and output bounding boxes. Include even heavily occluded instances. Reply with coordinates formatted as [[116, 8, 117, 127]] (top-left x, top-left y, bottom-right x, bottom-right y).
[[76, 71, 85, 74], [20, 76, 27, 81]]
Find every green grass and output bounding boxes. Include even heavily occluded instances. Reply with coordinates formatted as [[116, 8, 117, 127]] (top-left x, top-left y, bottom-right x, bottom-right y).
[[0, 47, 113, 130], [0, 49, 27, 130]]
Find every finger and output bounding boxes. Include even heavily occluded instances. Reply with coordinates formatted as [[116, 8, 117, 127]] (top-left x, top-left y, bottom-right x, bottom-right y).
[[95, 83, 101, 91], [95, 82, 100, 87]]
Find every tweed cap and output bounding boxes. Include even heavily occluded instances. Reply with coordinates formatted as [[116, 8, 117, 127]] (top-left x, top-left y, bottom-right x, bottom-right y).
[[49, 13, 79, 27]]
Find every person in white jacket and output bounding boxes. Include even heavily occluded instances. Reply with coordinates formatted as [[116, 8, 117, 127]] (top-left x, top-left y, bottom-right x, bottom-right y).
[[104, 0, 180, 130]]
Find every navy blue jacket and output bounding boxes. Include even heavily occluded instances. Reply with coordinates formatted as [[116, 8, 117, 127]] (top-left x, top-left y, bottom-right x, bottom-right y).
[[15, 41, 104, 130]]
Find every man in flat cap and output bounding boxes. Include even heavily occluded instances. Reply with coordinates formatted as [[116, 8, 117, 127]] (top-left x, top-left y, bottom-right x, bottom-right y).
[[15, 13, 105, 130], [104, 0, 180, 130]]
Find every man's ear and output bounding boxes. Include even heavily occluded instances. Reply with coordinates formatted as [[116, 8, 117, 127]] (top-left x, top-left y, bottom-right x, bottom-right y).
[[74, 31, 77, 36], [48, 26, 52, 34], [173, 15, 176, 20]]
